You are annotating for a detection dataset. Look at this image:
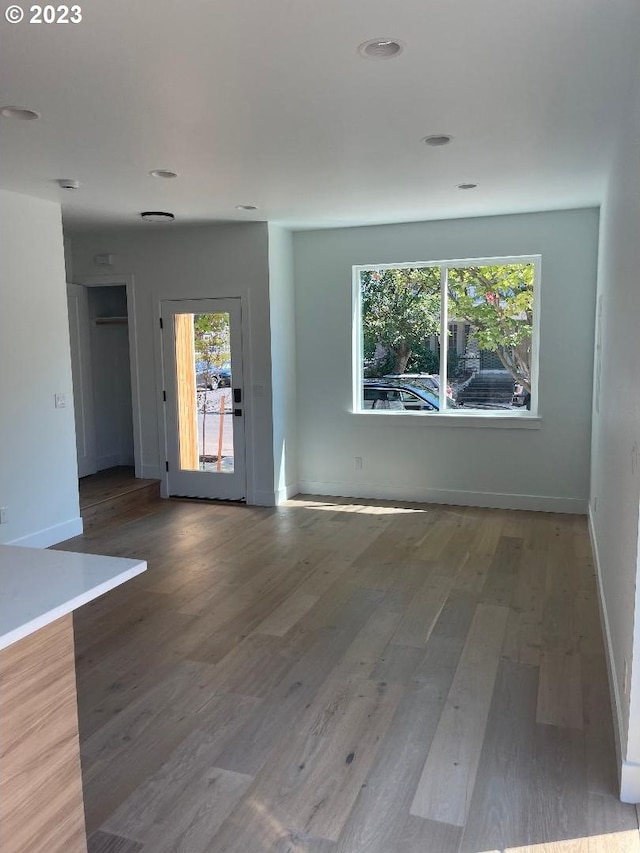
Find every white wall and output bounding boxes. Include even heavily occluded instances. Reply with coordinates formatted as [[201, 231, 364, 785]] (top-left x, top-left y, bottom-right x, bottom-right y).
[[293, 208, 599, 512], [0, 190, 81, 546], [268, 225, 298, 502], [87, 286, 134, 470], [69, 223, 276, 504], [590, 55, 640, 801]]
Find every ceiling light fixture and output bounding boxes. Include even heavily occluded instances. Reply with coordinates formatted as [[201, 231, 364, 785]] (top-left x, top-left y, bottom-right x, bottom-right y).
[[0, 106, 40, 120], [358, 38, 404, 60], [57, 178, 80, 191], [140, 211, 175, 223], [423, 134, 453, 147], [149, 169, 178, 179], [236, 204, 258, 211], [458, 183, 478, 190]]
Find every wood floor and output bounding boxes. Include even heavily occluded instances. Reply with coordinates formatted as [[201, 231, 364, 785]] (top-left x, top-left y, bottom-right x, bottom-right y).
[[57, 495, 640, 853], [79, 467, 161, 532], [79, 467, 146, 509]]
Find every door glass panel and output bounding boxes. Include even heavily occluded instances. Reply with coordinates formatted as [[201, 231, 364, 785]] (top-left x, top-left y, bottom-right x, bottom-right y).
[[174, 312, 233, 472]]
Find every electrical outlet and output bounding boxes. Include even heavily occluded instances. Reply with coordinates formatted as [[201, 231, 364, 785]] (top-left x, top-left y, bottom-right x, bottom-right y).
[[593, 496, 598, 513], [0, 507, 7, 524], [355, 456, 363, 470]]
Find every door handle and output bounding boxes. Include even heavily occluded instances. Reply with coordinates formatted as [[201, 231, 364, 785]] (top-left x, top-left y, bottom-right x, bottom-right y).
[[233, 408, 242, 417]]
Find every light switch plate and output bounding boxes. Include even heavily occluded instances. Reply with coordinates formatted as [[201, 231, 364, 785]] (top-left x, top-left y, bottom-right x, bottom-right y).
[[55, 393, 66, 409]]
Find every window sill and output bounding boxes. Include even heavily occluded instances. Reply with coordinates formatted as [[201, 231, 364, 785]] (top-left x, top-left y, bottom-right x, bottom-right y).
[[352, 410, 542, 429]]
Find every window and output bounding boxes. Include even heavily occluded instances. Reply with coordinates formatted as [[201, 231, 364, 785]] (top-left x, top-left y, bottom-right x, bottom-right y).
[[355, 256, 539, 416]]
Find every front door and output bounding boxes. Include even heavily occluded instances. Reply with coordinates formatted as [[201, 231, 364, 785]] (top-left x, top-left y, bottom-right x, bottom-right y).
[[161, 298, 246, 500]]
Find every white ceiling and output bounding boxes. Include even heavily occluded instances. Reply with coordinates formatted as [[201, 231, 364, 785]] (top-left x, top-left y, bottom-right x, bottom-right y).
[[1, 0, 639, 231]]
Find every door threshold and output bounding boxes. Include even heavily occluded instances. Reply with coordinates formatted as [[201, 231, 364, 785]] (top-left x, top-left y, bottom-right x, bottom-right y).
[[169, 495, 247, 506]]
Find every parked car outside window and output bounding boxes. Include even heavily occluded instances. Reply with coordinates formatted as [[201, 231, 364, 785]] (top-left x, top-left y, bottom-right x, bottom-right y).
[[217, 361, 232, 388], [383, 373, 454, 400], [196, 360, 232, 390], [363, 380, 444, 411]]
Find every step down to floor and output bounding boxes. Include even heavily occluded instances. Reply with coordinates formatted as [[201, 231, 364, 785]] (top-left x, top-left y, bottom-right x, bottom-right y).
[[79, 467, 161, 531]]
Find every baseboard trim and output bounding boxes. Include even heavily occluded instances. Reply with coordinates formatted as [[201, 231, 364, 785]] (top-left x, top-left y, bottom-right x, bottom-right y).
[[589, 506, 627, 799], [8, 516, 84, 548], [621, 761, 640, 804], [296, 481, 587, 514], [275, 483, 300, 505]]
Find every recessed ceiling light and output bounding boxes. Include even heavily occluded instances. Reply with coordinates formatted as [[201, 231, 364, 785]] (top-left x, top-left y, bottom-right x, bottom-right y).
[[236, 205, 258, 211], [358, 38, 404, 60], [149, 169, 178, 179], [0, 106, 40, 120], [423, 134, 453, 147], [458, 183, 478, 190], [140, 211, 175, 223]]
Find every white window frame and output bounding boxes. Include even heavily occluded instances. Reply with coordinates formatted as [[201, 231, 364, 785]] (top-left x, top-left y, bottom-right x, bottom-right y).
[[352, 254, 542, 428]]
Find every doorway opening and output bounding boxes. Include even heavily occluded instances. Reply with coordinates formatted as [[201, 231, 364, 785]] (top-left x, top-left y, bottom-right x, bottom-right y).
[[88, 285, 134, 471], [68, 280, 149, 523]]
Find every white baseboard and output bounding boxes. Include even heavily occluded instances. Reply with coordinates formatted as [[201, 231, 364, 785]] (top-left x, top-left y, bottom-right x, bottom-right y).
[[296, 481, 587, 514], [588, 506, 627, 800], [621, 761, 640, 803], [9, 516, 84, 548], [275, 483, 300, 505]]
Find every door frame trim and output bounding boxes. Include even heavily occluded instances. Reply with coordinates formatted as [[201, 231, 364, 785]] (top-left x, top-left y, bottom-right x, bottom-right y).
[[73, 275, 143, 479], [66, 283, 96, 477], [155, 291, 258, 504]]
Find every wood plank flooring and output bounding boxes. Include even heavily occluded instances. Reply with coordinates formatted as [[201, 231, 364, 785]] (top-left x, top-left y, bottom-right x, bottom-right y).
[[56, 495, 640, 853], [79, 467, 161, 531], [78, 467, 147, 509]]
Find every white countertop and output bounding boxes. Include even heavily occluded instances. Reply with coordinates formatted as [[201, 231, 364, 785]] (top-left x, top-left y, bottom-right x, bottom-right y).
[[0, 544, 146, 650]]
